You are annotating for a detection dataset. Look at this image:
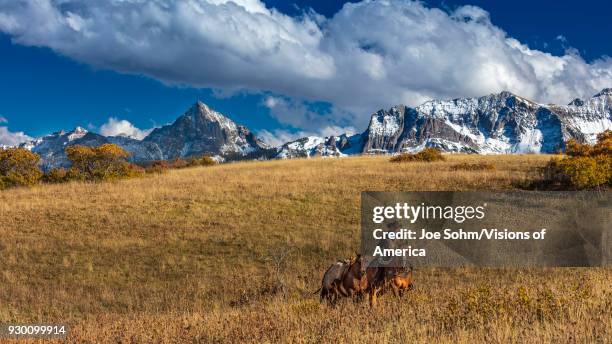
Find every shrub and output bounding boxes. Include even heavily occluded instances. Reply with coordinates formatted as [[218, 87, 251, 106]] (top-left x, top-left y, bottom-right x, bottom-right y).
[[0, 148, 43, 189], [390, 148, 445, 163], [65, 144, 143, 181], [43, 167, 68, 183], [451, 162, 496, 171], [540, 130, 612, 189], [187, 155, 217, 167], [144, 160, 171, 174], [170, 158, 188, 169], [144, 156, 217, 174]]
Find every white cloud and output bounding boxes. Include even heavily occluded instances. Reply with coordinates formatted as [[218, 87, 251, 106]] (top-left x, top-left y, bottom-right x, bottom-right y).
[[0, 126, 32, 146], [0, 116, 7, 124], [261, 95, 356, 131], [99, 117, 152, 140], [0, 0, 610, 133], [257, 129, 299, 147]]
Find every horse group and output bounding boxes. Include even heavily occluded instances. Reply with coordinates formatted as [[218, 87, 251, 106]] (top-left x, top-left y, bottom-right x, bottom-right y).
[[315, 254, 414, 306]]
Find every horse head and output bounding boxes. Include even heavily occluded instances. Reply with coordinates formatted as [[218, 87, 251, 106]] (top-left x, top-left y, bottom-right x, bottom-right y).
[[352, 253, 367, 279]]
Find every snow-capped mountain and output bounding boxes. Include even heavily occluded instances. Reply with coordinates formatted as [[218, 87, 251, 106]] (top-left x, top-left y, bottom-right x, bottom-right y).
[[275, 134, 362, 159], [6, 89, 612, 167], [144, 102, 268, 159], [279, 89, 611, 157], [21, 127, 164, 170], [16, 102, 268, 169]]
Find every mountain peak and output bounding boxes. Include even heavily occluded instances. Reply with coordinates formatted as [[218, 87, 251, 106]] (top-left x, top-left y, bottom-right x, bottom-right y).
[[594, 88, 612, 97], [185, 101, 232, 125], [497, 90, 516, 97], [490, 90, 529, 101], [568, 98, 585, 106], [142, 101, 267, 159], [194, 100, 211, 111], [66, 126, 88, 141]]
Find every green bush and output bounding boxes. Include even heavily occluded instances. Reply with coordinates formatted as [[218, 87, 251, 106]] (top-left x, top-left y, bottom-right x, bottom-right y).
[[65, 144, 144, 181], [390, 148, 445, 163], [0, 148, 43, 189], [541, 130, 612, 189]]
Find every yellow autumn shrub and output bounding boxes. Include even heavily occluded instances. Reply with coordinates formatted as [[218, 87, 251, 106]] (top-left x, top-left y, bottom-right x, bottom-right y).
[[43, 167, 69, 183], [542, 130, 612, 189], [0, 148, 43, 188], [65, 144, 143, 181], [187, 155, 217, 167]]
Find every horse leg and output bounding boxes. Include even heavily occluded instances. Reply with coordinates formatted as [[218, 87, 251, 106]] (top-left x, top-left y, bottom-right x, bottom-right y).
[[369, 288, 378, 307], [347, 288, 354, 301], [328, 290, 336, 307], [391, 283, 400, 298], [337, 283, 349, 298]]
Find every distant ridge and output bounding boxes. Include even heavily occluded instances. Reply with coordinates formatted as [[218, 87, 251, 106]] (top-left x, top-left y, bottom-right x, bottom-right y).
[[12, 89, 612, 168], [278, 89, 611, 158]]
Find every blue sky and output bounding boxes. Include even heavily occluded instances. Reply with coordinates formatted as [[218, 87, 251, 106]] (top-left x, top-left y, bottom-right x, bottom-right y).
[[0, 0, 611, 145]]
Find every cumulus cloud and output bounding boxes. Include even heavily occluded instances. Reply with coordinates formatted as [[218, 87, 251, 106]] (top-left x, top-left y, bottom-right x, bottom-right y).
[[99, 117, 152, 140], [262, 95, 356, 131], [0, 126, 32, 146], [0, 0, 610, 132]]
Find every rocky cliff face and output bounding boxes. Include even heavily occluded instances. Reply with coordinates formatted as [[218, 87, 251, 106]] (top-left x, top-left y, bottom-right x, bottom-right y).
[[143, 102, 267, 160], [279, 89, 611, 157]]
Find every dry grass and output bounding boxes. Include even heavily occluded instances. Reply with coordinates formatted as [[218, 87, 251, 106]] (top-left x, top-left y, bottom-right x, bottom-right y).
[[451, 162, 496, 171], [0, 154, 610, 343]]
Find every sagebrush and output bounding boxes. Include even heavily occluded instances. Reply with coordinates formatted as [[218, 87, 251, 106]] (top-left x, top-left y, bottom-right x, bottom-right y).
[[390, 148, 446, 163]]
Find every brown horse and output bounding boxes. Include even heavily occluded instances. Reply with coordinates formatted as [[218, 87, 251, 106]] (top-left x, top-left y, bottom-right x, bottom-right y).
[[315, 259, 350, 305], [366, 266, 385, 307], [384, 266, 414, 297], [337, 254, 368, 300], [366, 265, 415, 306]]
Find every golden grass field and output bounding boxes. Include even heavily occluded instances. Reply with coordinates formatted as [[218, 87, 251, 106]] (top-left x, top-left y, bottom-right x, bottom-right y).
[[0, 155, 610, 343]]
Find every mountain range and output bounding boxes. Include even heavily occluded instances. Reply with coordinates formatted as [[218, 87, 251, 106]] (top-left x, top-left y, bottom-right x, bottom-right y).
[[9, 88, 612, 169]]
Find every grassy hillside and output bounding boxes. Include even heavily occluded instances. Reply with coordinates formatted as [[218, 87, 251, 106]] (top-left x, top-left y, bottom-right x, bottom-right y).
[[1, 155, 610, 343]]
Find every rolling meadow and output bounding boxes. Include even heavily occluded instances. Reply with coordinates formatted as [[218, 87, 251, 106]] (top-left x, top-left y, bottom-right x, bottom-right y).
[[0, 155, 610, 343]]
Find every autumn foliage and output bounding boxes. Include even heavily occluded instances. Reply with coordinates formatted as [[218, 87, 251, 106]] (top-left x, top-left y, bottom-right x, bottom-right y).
[[0, 148, 43, 189], [390, 148, 446, 163], [0, 144, 218, 189], [64, 144, 144, 181], [542, 130, 612, 189]]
